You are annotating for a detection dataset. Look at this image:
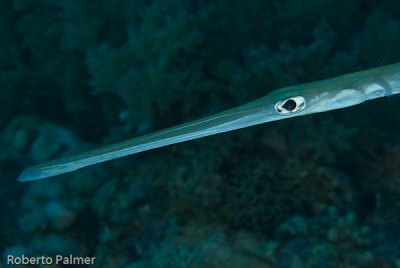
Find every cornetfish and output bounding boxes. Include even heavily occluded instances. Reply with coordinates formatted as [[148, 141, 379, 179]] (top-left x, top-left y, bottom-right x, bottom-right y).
[[18, 63, 400, 182]]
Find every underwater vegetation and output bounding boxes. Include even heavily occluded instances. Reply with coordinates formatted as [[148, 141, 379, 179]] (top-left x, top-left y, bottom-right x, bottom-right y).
[[2, 0, 400, 267]]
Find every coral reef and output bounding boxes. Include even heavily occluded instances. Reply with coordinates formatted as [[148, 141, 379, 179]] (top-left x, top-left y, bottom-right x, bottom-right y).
[[1, 0, 400, 267]]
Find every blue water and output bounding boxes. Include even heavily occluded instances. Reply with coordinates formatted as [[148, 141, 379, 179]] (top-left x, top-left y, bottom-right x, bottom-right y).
[[1, 0, 400, 267]]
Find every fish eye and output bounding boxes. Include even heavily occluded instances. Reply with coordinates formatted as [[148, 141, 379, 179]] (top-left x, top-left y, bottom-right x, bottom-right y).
[[274, 96, 306, 115]]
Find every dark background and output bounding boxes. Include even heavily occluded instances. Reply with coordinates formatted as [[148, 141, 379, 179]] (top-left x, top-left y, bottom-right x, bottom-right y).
[[1, 0, 400, 267]]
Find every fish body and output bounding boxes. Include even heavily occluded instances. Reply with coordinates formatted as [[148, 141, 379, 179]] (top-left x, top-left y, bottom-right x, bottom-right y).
[[18, 63, 400, 182]]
